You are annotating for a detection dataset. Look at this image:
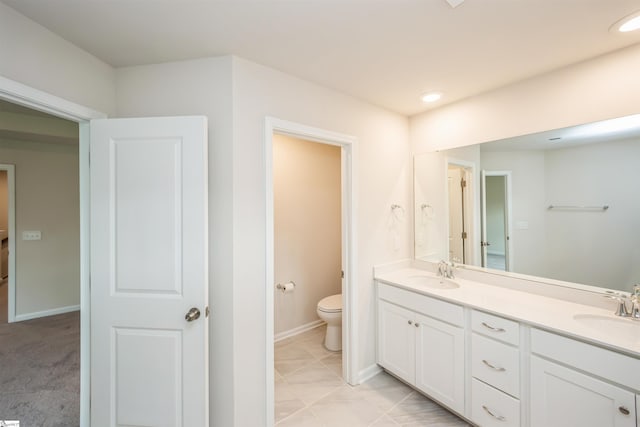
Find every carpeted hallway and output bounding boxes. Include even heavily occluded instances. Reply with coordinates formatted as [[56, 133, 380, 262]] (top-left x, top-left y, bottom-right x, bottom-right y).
[[0, 279, 80, 426]]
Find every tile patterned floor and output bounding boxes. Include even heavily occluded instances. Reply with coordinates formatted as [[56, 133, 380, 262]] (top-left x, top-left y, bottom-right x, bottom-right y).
[[275, 325, 472, 426]]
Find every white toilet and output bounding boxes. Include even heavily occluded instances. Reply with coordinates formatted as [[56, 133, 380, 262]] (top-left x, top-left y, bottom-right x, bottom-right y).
[[316, 294, 342, 351]]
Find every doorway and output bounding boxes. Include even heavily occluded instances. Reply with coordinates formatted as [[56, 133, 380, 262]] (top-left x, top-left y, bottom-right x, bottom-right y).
[[0, 77, 104, 426], [0, 99, 83, 425], [272, 134, 342, 423], [265, 117, 357, 426], [481, 171, 512, 271]]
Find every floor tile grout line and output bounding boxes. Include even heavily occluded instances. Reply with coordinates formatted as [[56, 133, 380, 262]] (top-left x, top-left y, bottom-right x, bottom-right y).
[[277, 355, 343, 381], [275, 382, 345, 426], [381, 389, 417, 422]]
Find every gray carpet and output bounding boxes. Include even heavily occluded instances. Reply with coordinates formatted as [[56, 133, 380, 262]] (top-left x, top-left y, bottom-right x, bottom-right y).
[[0, 281, 80, 427]]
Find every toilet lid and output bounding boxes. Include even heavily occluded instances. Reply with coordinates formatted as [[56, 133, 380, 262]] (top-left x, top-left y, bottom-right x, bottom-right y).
[[318, 294, 342, 313]]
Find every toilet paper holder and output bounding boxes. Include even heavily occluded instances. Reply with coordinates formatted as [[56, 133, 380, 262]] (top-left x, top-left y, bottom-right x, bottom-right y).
[[276, 281, 296, 293]]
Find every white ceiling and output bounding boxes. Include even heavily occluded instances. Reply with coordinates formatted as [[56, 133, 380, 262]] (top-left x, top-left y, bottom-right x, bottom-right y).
[[3, 0, 640, 116]]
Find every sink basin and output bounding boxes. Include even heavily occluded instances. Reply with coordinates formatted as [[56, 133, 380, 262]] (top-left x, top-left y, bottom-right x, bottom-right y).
[[404, 275, 460, 290], [573, 314, 640, 339]]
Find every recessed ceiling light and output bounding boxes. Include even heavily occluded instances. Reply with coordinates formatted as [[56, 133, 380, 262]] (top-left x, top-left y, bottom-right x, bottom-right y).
[[612, 11, 640, 33], [422, 92, 442, 103]]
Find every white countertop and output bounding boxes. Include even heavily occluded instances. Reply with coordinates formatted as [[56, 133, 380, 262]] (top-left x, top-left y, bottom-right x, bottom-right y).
[[375, 267, 640, 358]]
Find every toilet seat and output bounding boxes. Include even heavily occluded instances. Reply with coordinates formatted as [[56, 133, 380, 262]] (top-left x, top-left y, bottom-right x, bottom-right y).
[[317, 294, 342, 313]]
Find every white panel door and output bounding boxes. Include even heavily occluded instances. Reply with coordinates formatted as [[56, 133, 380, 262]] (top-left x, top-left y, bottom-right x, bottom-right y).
[[90, 117, 209, 427], [414, 312, 464, 414], [531, 356, 635, 427], [378, 300, 415, 384]]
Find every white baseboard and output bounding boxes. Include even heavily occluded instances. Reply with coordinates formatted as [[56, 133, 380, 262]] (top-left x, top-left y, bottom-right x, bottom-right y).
[[274, 319, 325, 343], [13, 304, 80, 322], [358, 363, 382, 384]]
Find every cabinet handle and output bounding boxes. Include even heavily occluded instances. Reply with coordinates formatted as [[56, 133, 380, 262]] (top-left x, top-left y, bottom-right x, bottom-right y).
[[408, 320, 413, 325], [482, 405, 506, 421], [481, 322, 506, 333], [482, 359, 506, 372], [619, 406, 630, 416]]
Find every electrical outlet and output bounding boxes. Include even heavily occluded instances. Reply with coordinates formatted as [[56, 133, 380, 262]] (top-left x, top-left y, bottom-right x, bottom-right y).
[[22, 230, 42, 240]]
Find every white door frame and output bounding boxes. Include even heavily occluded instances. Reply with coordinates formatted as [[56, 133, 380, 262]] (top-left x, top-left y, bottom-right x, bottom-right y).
[[0, 75, 106, 427], [482, 170, 513, 271], [265, 117, 358, 425], [445, 157, 478, 266], [0, 164, 16, 322]]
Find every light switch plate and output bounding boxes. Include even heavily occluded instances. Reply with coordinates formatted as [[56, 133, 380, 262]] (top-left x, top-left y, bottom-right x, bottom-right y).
[[23, 230, 42, 240]]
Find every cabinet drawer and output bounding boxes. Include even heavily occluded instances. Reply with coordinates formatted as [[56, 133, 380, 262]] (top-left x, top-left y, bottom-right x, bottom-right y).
[[378, 283, 464, 327], [472, 378, 520, 427], [472, 333, 520, 397], [471, 310, 519, 345]]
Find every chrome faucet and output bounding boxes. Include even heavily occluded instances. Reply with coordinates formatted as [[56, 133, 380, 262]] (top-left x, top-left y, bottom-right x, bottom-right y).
[[437, 260, 455, 279], [605, 292, 631, 317], [631, 285, 640, 319]]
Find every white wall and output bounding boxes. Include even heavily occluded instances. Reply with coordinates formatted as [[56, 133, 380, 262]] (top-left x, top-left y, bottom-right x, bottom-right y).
[[115, 56, 236, 426], [414, 151, 447, 261], [273, 134, 342, 337], [0, 138, 80, 317], [411, 43, 640, 153], [232, 56, 410, 426], [0, 2, 115, 115]]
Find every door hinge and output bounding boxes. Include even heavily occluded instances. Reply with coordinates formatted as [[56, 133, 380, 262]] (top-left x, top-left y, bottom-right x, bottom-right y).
[[341, 270, 345, 279], [461, 178, 467, 188], [461, 231, 468, 239]]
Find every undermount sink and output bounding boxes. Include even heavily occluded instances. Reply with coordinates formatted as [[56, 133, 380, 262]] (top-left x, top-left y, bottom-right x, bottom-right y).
[[573, 314, 640, 339], [404, 274, 460, 290]]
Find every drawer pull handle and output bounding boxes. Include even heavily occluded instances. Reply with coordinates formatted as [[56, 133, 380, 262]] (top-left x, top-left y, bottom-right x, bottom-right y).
[[619, 406, 630, 415], [482, 359, 506, 372], [481, 322, 506, 333], [482, 405, 506, 421]]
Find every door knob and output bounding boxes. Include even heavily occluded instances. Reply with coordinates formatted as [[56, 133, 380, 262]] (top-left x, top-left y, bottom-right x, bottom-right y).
[[185, 307, 201, 322]]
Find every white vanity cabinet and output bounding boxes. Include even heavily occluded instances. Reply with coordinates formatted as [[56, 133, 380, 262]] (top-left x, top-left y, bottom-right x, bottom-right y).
[[530, 329, 638, 427], [470, 310, 521, 427], [377, 283, 465, 414], [375, 269, 640, 427]]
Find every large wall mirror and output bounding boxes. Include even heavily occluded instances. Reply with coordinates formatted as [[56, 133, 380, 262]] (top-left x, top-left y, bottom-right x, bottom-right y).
[[414, 114, 640, 293]]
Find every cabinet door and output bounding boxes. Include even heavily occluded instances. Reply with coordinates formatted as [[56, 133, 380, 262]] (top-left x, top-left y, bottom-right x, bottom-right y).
[[378, 300, 415, 384], [531, 356, 636, 427], [414, 312, 465, 413]]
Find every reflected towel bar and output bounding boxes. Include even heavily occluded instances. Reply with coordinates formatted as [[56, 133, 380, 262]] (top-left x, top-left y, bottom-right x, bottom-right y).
[[547, 205, 609, 211]]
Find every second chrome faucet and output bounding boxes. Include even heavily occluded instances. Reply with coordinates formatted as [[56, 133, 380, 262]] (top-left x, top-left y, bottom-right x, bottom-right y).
[[606, 285, 640, 319]]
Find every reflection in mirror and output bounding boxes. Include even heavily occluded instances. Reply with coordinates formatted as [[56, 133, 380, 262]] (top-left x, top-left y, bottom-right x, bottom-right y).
[[414, 114, 640, 293], [447, 163, 472, 264], [481, 172, 512, 272]]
